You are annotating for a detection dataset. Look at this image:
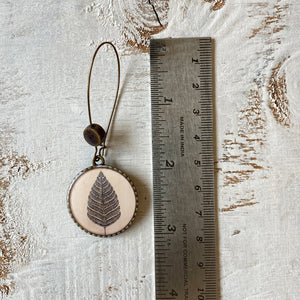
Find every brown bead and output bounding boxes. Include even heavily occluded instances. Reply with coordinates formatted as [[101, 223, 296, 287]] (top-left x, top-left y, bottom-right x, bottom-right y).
[[83, 123, 106, 146]]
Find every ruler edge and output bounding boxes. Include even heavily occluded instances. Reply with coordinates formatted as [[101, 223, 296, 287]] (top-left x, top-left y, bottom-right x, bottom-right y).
[[150, 37, 218, 299]]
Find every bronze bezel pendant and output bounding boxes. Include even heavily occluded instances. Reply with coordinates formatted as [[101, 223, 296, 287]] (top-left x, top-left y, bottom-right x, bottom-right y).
[[67, 42, 138, 237]]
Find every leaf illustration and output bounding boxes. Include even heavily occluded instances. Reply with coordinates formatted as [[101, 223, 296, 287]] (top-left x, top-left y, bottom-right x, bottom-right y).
[[87, 171, 121, 229]]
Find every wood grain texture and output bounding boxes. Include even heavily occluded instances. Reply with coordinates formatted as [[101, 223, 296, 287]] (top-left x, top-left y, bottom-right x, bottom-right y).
[[1, 0, 300, 299], [85, 0, 169, 53]]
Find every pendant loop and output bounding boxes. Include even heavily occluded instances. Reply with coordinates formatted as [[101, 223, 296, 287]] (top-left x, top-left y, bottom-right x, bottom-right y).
[[93, 145, 106, 165], [93, 155, 105, 166]]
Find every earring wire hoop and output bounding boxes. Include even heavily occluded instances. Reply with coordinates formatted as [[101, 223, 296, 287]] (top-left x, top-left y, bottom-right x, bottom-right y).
[[87, 42, 120, 165], [87, 42, 120, 147]]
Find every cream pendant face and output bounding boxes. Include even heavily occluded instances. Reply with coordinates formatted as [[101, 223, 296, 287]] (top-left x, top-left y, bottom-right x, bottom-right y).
[[68, 165, 138, 237]]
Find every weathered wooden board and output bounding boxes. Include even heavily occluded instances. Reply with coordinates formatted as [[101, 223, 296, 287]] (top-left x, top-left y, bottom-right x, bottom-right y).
[[1, 0, 300, 299]]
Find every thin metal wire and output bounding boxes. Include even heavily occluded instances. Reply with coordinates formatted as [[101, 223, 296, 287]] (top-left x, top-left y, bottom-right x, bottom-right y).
[[87, 42, 120, 165]]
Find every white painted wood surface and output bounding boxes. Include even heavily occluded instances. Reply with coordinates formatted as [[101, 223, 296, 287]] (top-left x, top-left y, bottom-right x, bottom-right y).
[[1, 0, 300, 299]]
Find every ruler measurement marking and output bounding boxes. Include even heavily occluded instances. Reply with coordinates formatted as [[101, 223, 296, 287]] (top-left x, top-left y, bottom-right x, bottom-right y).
[[151, 38, 217, 299]]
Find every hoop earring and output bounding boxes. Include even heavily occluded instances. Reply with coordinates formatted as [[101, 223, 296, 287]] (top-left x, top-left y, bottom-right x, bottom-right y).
[[67, 42, 138, 237]]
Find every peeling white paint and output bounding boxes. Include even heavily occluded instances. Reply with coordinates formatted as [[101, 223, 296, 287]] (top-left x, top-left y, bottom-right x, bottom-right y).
[[1, 0, 300, 299]]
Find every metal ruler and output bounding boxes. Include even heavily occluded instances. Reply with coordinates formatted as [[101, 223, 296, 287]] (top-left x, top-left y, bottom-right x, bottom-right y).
[[150, 38, 217, 299]]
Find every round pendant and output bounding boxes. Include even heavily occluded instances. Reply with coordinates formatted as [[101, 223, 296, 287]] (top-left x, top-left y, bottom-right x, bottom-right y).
[[67, 165, 138, 237]]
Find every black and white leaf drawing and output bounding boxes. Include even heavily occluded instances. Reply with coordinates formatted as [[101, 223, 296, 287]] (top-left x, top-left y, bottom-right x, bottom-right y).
[[87, 171, 121, 232]]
